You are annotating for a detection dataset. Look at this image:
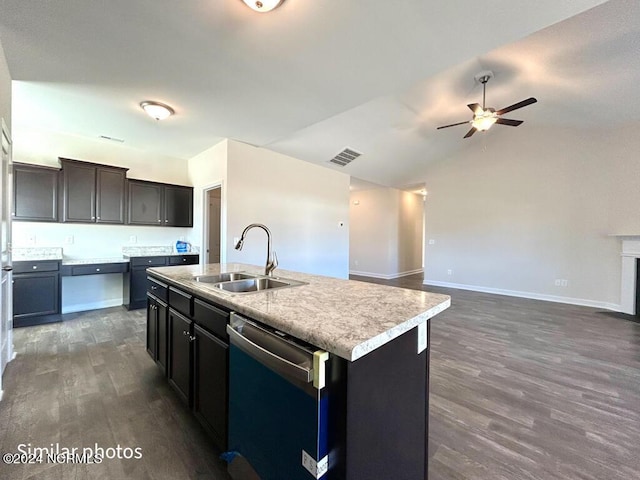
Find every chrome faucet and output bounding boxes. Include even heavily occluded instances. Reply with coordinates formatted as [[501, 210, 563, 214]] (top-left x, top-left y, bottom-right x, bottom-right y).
[[235, 223, 278, 277]]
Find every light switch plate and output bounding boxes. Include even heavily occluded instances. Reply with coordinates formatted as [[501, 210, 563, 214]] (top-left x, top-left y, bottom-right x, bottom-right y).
[[417, 322, 427, 354]]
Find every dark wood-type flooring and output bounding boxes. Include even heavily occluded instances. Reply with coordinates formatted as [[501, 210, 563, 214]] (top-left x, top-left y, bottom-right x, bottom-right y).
[[1, 273, 639, 479]]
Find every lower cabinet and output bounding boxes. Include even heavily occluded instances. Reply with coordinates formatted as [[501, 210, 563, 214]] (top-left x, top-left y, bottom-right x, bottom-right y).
[[146, 294, 168, 374], [168, 308, 193, 406], [148, 277, 229, 451], [193, 323, 228, 449], [13, 260, 61, 328]]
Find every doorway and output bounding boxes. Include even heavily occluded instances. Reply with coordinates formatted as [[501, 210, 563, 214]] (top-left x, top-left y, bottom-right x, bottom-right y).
[[204, 186, 222, 264], [1, 118, 14, 397]]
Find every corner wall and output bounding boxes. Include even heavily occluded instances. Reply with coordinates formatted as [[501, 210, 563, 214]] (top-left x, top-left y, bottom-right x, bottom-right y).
[[423, 123, 640, 309]]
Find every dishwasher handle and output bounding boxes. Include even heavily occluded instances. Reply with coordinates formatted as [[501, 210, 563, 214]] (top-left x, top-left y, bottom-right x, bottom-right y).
[[227, 321, 313, 384]]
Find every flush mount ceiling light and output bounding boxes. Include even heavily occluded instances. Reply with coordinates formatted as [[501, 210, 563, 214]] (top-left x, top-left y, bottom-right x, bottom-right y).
[[140, 101, 175, 121], [241, 0, 284, 13]]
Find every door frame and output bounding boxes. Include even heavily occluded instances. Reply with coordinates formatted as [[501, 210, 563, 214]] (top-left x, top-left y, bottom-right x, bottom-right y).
[[202, 181, 225, 265]]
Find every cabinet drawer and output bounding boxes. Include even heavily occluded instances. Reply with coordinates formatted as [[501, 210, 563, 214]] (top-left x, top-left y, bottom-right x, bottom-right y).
[[168, 255, 199, 266], [169, 286, 192, 318], [69, 263, 128, 276], [130, 256, 167, 267], [148, 276, 168, 302], [193, 298, 229, 341], [13, 260, 60, 274]]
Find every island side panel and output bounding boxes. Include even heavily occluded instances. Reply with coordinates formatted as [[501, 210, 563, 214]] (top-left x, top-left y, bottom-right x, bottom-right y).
[[345, 323, 429, 480]]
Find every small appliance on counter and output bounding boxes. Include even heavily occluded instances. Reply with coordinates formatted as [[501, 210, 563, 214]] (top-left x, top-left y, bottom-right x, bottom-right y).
[[175, 240, 191, 253]]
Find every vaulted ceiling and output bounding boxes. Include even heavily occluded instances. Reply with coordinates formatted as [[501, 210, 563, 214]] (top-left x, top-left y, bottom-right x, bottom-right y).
[[3, 0, 635, 189]]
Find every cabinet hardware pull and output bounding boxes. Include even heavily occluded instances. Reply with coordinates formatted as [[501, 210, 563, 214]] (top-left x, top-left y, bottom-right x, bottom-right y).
[[151, 285, 157, 290], [97, 216, 100, 220], [189, 336, 196, 342], [96, 268, 100, 272], [32, 266, 37, 269], [183, 330, 189, 336]]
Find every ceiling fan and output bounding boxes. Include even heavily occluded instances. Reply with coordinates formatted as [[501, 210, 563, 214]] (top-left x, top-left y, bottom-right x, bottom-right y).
[[436, 72, 537, 138]]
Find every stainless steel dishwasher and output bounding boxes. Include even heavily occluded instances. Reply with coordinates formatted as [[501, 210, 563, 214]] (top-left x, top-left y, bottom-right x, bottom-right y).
[[226, 313, 332, 480]]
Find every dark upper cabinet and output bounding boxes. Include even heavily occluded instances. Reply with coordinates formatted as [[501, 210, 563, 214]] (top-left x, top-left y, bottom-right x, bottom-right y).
[[12, 163, 59, 222], [96, 167, 127, 223], [164, 185, 193, 227], [128, 179, 193, 227], [60, 158, 128, 224]]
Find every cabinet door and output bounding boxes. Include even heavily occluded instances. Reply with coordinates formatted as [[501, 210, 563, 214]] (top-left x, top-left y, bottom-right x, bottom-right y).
[[168, 309, 192, 405], [164, 185, 193, 227], [193, 324, 228, 450], [156, 298, 168, 375], [12, 164, 59, 222], [131, 267, 150, 307], [96, 167, 126, 224], [127, 180, 163, 225], [146, 295, 158, 360], [13, 273, 59, 319], [61, 162, 96, 222]]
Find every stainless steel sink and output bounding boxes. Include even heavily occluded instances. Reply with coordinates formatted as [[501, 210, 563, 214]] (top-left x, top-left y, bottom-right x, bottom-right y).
[[194, 272, 257, 283], [214, 277, 298, 293], [193, 271, 306, 294]]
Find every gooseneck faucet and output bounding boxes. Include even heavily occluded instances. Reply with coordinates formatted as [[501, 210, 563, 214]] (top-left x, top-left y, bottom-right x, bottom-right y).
[[234, 223, 278, 277]]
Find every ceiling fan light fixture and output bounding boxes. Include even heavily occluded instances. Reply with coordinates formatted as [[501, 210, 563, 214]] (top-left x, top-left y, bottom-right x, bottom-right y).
[[472, 113, 498, 132], [140, 101, 174, 121], [241, 0, 284, 12]]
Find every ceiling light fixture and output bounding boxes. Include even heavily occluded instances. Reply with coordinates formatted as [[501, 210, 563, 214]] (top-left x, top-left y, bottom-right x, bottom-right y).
[[471, 110, 498, 131], [241, 0, 284, 13], [140, 101, 175, 121]]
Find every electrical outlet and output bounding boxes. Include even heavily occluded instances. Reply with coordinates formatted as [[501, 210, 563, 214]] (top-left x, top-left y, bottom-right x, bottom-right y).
[[447, 269, 452, 275], [428, 239, 435, 245], [129, 235, 137, 244], [555, 279, 561, 286], [65, 235, 74, 244], [354, 260, 359, 266], [561, 279, 568, 287], [179, 236, 185, 241], [27, 235, 36, 245]]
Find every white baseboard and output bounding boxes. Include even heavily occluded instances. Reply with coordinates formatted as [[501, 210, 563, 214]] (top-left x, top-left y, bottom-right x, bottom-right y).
[[61, 299, 123, 315], [350, 268, 423, 280], [0, 389, 3, 403], [423, 279, 621, 312]]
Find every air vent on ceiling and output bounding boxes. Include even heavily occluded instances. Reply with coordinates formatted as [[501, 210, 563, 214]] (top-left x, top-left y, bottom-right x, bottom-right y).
[[329, 147, 362, 167], [99, 135, 124, 143]]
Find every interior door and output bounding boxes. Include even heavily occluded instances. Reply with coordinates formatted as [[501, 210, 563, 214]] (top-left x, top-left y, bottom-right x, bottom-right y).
[[1, 118, 14, 386], [207, 188, 221, 264]]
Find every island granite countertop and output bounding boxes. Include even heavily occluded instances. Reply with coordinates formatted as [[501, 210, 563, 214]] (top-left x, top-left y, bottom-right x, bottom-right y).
[[148, 263, 450, 362]]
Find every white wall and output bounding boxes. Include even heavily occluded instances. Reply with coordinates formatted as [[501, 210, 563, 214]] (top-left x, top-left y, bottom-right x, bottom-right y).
[[350, 187, 423, 278], [423, 123, 640, 309], [11, 130, 196, 313], [225, 141, 350, 278], [187, 139, 227, 264], [13, 127, 189, 184]]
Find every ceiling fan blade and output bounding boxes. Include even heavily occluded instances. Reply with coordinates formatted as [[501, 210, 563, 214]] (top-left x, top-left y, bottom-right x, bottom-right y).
[[495, 97, 537, 115], [495, 118, 523, 127], [467, 103, 482, 115], [436, 120, 471, 130], [463, 127, 477, 138]]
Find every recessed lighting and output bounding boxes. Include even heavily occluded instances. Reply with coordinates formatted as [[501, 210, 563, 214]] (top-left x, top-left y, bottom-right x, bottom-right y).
[[241, 0, 284, 13], [140, 101, 175, 121]]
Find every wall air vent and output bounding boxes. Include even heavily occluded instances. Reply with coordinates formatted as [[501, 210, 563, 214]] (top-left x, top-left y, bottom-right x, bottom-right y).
[[329, 147, 362, 167]]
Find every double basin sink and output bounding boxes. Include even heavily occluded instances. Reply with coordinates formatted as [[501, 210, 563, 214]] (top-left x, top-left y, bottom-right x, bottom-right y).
[[193, 271, 306, 294]]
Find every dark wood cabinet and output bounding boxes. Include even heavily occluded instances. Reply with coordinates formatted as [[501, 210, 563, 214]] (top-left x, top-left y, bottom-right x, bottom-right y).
[[124, 255, 198, 310], [59, 158, 127, 224], [12, 163, 59, 222], [127, 179, 193, 227], [168, 308, 193, 406], [147, 294, 169, 374], [127, 180, 163, 225], [147, 274, 229, 450], [193, 323, 228, 450], [13, 260, 61, 327], [164, 184, 193, 227]]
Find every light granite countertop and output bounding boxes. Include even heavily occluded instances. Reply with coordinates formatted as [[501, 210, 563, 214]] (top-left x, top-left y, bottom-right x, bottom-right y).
[[122, 246, 199, 257], [148, 263, 451, 362], [62, 257, 129, 265]]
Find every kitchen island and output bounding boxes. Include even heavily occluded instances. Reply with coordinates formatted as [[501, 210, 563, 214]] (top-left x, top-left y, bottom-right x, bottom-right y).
[[146, 263, 450, 480]]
